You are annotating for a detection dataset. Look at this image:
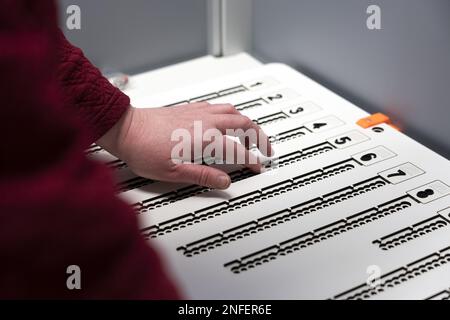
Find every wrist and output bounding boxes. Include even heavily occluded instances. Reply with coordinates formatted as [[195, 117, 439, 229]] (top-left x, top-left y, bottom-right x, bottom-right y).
[[96, 105, 135, 159]]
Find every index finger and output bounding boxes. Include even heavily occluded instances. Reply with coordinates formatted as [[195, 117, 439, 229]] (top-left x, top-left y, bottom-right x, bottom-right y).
[[214, 114, 274, 157]]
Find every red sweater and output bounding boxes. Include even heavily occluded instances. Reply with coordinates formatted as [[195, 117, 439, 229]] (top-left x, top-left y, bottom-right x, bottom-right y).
[[0, 0, 179, 298]]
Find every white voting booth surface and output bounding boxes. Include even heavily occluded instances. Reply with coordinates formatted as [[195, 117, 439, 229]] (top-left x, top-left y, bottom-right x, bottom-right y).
[[87, 54, 450, 299]]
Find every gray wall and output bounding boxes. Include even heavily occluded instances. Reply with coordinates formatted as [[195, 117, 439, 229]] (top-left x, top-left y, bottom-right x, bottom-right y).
[[59, 0, 207, 74], [57, 0, 450, 157], [252, 0, 450, 157]]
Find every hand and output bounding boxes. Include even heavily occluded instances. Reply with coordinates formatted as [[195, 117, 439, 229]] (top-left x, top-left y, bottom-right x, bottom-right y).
[[97, 102, 273, 189]]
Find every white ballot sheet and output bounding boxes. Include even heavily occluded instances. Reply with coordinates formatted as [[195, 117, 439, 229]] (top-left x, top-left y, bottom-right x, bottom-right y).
[[88, 63, 450, 299]]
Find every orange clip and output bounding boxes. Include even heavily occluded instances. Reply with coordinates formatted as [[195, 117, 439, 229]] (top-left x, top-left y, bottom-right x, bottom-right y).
[[357, 113, 400, 131]]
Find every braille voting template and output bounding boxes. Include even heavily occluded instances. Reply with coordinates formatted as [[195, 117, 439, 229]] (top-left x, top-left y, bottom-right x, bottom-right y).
[[87, 60, 450, 299]]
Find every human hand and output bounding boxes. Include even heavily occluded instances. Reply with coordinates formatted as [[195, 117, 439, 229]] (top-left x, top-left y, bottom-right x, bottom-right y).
[[97, 102, 273, 189]]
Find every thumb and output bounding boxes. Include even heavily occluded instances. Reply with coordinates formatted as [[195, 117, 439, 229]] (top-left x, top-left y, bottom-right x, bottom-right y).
[[174, 163, 231, 189]]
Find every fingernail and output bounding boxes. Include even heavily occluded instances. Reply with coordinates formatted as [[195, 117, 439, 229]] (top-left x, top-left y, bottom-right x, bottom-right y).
[[216, 175, 230, 189]]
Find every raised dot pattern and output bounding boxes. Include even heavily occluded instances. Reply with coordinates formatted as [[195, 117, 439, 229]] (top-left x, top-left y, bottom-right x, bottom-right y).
[[225, 196, 413, 274]]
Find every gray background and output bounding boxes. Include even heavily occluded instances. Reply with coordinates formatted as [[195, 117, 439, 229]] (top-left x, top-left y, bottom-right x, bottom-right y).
[[58, 0, 450, 157], [59, 0, 207, 74], [252, 0, 450, 158]]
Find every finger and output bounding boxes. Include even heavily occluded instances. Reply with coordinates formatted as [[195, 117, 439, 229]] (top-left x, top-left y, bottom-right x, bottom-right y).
[[173, 163, 231, 189], [207, 103, 240, 115], [239, 123, 273, 157], [170, 101, 209, 111], [214, 114, 253, 131], [214, 115, 273, 157], [221, 136, 262, 173], [183, 101, 210, 109]]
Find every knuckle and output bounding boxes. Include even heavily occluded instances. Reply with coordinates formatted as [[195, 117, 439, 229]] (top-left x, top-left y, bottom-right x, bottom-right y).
[[197, 167, 211, 186], [225, 104, 236, 112], [242, 116, 253, 126], [162, 163, 181, 180]]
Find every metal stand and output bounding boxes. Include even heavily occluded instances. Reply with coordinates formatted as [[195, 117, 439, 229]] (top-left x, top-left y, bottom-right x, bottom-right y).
[[207, 0, 253, 57]]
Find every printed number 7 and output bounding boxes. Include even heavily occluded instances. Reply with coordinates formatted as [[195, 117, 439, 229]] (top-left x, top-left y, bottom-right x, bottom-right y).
[[387, 169, 406, 178]]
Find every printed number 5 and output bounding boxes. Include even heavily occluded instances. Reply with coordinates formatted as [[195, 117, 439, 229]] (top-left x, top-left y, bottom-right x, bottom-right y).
[[335, 136, 351, 145]]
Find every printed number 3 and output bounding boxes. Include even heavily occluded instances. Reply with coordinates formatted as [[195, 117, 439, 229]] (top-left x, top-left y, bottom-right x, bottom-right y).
[[267, 94, 283, 101], [289, 106, 304, 114]]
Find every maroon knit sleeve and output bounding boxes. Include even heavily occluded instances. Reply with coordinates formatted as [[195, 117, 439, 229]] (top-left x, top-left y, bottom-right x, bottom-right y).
[[55, 29, 130, 142], [0, 0, 179, 299]]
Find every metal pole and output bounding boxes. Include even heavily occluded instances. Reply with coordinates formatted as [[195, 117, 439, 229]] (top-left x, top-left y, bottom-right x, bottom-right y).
[[207, 0, 252, 57]]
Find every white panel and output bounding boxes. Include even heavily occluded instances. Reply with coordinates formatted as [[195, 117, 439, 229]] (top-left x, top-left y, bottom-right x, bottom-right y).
[[91, 62, 450, 300]]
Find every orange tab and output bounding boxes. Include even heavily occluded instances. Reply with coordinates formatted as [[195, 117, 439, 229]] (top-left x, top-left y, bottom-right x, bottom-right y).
[[357, 113, 390, 128], [356, 113, 399, 130]]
